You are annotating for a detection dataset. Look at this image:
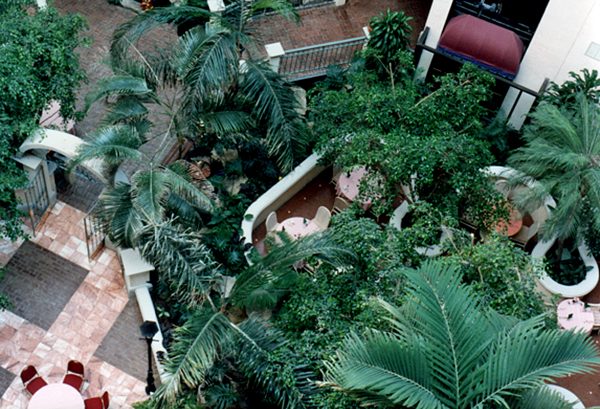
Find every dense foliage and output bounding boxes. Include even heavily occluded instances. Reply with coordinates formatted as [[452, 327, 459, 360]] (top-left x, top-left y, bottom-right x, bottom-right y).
[[323, 260, 600, 409], [0, 0, 88, 242], [508, 94, 600, 268], [309, 55, 508, 226]]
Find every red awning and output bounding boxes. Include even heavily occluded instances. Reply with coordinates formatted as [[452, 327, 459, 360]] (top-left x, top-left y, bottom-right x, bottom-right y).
[[438, 15, 524, 78]]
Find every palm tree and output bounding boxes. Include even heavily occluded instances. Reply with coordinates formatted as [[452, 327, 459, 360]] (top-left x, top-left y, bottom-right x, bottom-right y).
[[135, 224, 356, 409], [322, 260, 600, 409], [94, 0, 308, 173], [68, 122, 216, 248], [507, 93, 600, 263]]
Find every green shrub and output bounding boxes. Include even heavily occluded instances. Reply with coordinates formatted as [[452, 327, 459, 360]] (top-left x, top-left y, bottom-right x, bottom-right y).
[[367, 8, 413, 64]]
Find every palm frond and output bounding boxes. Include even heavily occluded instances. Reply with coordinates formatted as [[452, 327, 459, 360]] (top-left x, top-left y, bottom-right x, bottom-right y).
[[150, 309, 234, 408], [110, 5, 216, 60], [504, 386, 577, 409], [174, 26, 240, 96], [84, 75, 153, 113], [163, 164, 215, 213], [476, 320, 600, 407], [228, 231, 356, 309], [95, 183, 145, 248], [235, 317, 316, 409], [130, 168, 171, 222], [135, 218, 219, 305], [323, 331, 446, 409], [68, 124, 146, 185], [222, 0, 299, 34], [240, 59, 309, 172]]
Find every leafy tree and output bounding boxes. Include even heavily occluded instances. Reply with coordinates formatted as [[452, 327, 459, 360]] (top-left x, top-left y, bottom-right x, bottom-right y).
[[443, 230, 546, 320], [310, 60, 507, 226], [507, 93, 600, 266], [0, 0, 88, 242], [322, 260, 600, 409]]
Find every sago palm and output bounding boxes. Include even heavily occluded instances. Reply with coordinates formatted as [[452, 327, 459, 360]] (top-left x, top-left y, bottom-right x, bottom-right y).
[[323, 259, 600, 409], [508, 93, 600, 262]]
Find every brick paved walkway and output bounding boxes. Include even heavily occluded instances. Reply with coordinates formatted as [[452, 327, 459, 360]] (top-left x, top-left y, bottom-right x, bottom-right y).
[[0, 202, 149, 408], [247, 0, 432, 52], [0, 241, 89, 331]]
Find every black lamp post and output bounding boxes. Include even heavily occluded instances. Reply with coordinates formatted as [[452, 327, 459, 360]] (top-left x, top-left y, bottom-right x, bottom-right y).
[[140, 320, 159, 395]]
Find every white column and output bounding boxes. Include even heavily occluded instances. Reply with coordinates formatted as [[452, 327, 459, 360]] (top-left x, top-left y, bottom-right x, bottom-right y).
[[208, 0, 225, 28], [207, 0, 225, 13], [335, 0, 346, 5], [265, 42, 285, 73]]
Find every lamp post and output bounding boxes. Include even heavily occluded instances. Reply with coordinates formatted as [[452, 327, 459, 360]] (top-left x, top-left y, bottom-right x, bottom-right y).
[[140, 320, 159, 395]]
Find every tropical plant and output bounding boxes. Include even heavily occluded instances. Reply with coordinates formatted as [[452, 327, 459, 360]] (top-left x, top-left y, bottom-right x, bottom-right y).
[[143, 231, 356, 409], [95, 0, 308, 173], [69, 128, 216, 248], [322, 260, 600, 409], [543, 68, 600, 106], [367, 8, 413, 64], [0, 0, 88, 242], [507, 93, 600, 268]]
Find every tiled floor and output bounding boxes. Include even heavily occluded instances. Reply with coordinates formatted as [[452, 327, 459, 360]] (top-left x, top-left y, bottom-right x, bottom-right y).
[[0, 202, 149, 408]]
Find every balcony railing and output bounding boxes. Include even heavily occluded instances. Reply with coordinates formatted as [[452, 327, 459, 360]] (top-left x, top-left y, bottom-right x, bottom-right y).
[[278, 36, 367, 80]]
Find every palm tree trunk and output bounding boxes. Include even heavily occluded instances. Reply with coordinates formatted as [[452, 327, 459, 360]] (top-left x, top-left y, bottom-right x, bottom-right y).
[[554, 238, 565, 273]]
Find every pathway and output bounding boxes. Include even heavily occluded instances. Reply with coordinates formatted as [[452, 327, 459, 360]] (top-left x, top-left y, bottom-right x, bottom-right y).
[[0, 203, 149, 408]]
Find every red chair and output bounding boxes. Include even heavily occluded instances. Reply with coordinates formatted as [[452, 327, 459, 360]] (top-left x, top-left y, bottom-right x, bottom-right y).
[[63, 360, 85, 391], [84, 391, 109, 409], [26, 377, 48, 395], [20, 365, 48, 396], [20, 365, 37, 385]]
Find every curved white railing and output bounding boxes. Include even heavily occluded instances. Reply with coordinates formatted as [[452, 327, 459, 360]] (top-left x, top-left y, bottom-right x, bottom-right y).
[[241, 153, 327, 261]]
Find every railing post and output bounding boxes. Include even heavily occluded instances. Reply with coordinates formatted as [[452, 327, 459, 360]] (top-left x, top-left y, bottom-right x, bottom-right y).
[[335, 0, 346, 5], [265, 42, 285, 73], [207, 0, 225, 13], [208, 0, 225, 28]]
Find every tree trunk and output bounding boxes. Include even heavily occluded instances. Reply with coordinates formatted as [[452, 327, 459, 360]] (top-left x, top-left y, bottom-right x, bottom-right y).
[[554, 238, 566, 274]]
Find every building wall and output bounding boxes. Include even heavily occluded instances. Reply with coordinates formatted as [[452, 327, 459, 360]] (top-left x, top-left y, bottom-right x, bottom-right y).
[[417, 0, 600, 128]]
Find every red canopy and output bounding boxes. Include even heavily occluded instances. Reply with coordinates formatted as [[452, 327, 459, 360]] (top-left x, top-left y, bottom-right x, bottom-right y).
[[438, 15, 524, 78]]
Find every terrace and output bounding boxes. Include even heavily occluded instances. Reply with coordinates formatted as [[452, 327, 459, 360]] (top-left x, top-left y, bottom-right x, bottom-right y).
[[4, 0, 600, 408]]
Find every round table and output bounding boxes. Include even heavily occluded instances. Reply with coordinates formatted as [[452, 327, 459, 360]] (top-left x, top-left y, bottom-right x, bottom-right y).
[[275, 217, 320, 240], [557, 299, 594, 334], [336, 167, 374, 211], [495, 206, 523, 237], [28, 383, 84, 409]]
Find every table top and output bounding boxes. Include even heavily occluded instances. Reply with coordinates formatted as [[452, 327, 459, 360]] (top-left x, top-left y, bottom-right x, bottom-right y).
[[557, 299, 594, 334], [28, 383, 84, 409], [275, 217, 320, 240], [336, 167, 373, 211], [495, 206, 523, 237]]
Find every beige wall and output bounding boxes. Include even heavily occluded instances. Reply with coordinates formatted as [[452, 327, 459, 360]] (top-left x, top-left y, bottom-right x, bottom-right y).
[[417, 0, 600, 128], [505, 0, 600, 128]]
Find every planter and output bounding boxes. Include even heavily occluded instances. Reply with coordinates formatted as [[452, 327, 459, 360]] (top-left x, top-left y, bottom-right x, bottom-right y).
[[533, 237, 599, 298], [389, 201, 451, 258]]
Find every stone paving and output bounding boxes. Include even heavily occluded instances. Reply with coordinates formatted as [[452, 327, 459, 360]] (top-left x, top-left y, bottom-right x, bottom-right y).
[[0, 202, 149, 408], [247, 0, 433, 52]]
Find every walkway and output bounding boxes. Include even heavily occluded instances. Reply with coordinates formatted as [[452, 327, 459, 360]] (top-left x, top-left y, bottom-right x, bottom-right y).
[[0, 203, 150, 408], [247, 0, 432, 51]]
